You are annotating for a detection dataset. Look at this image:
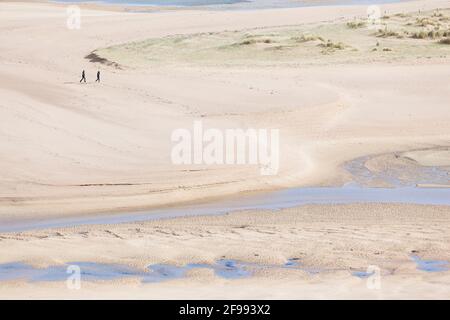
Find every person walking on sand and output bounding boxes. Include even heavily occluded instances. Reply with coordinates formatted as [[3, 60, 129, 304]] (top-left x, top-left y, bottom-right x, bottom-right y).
[[80, 70, 86, 83], [95, 70, 100, 83]]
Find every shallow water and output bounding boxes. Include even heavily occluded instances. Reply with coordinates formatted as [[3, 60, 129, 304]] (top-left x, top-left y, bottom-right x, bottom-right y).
[[0, 258, 304, 283], [344, 155, 450, 188], [352, 270, 375, 278], [1, 151, 449, 233], [1, 185, 449, 233], [411, 255, 450, 272], [0, 262, 144, 282], [0, 263, 40, 282], [54, 0, 405, 10], [2, 254, 448, 283], [144, 258, 301, 281], [1, 151, 448, 282]]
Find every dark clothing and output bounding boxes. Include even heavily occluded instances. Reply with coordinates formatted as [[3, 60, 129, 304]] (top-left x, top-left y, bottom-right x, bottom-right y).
[[80, 70, 86, 83], [96, 71, 100, 82]]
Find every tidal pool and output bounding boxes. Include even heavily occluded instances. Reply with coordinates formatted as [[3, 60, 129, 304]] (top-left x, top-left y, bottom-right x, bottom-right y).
[[411, 255, 450, 272], [1, 255, 448, 283], [0, 258, 305, 283], [352, 270, 375, 278], [1, 185, 449, 233]]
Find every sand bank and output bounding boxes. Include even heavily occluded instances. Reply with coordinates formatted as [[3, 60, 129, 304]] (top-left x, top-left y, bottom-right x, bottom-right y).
[[1, 0, 450, 299], [0, 203, 448, 299]]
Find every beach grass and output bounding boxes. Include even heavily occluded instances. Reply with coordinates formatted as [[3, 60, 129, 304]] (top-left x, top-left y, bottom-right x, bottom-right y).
[[96, 8, 450, 67]]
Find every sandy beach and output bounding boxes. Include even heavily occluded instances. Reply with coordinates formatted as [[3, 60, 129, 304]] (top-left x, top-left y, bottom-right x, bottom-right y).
[[0, 0, 449, 299]]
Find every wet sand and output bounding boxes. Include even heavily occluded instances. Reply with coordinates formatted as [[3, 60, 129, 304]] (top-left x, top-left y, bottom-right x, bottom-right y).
[[1, 148, 448, 233]]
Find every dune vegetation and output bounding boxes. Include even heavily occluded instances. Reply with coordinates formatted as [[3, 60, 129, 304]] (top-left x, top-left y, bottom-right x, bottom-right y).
[[96, 8, 450, 67]]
